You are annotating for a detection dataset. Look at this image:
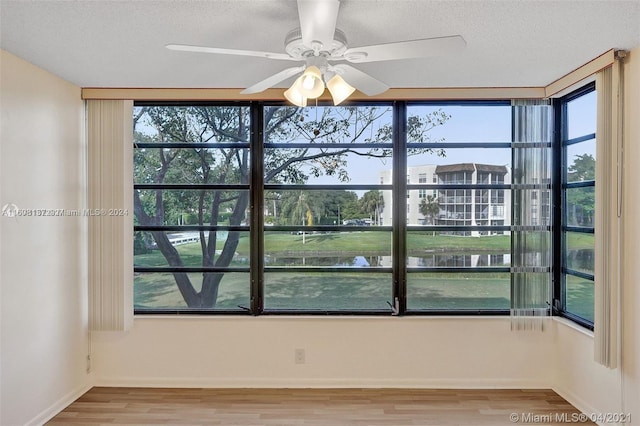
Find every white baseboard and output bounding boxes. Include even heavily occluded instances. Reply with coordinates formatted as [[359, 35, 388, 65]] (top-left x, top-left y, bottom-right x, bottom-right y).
[[553, 386, 604, 425], [25, 382, 92, 426], [94, 376, 550, 389]]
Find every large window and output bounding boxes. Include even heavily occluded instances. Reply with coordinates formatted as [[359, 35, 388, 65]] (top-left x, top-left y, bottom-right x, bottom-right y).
[[555, 84, 596, 327], [404, 103, 512, 312], [261, 105, 393, 312], [133, 106, 252, 312], [131, 99, 591, 323]]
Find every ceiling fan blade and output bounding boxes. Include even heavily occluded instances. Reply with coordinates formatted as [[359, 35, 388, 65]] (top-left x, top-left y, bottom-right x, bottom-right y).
[[240, 66, 305, 94], [166, 44, 297, 61], [297, 0, 340, 51], [332, 64, 389, 96], [341, 35, 466, 63]]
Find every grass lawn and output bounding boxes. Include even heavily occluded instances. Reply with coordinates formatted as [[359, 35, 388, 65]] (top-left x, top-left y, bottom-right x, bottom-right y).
[[135, 270, 510, 311], [134, 231, 593, 313], [565, 275, 595, 322], [260, 231, 512, 254]]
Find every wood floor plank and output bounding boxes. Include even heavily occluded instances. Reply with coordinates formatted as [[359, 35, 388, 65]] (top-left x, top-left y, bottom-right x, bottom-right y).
[[47, 387, 594, 426]]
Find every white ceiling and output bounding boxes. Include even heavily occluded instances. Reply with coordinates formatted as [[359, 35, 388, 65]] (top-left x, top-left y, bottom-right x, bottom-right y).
[[1, 0, 639, 90]]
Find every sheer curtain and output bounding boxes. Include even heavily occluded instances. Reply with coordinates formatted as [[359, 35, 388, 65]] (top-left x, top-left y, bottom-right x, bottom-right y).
[[511, 100, 553, 331]]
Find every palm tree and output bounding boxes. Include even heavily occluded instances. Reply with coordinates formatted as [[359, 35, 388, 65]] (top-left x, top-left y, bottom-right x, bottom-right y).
[[359, 190, 385, 225], [419, 194, 440, 226]]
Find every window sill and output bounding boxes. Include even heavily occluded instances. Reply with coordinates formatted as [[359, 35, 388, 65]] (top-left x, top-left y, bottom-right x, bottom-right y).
[[553, 316, 594, 338]]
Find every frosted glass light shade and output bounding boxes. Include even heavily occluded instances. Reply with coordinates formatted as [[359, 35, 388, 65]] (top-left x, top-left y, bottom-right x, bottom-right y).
[[298, 66, 325, 98], [284, 79, 307, 107], [326, 74, 356, 105]]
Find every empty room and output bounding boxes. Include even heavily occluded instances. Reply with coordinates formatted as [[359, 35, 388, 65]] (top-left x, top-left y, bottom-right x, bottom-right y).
[[1, 1, 640, 425]]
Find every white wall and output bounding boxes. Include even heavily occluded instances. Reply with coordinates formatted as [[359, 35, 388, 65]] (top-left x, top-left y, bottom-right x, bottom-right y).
[[552, 47, 640, 424], [621, 46, 640, 423], [0, 50, 90, 425], [553, 319, 622, 416], [92, 316, 554, 388]]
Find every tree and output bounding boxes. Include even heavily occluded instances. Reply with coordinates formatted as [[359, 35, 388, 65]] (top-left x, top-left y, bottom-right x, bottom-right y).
[[567, 153, 595, 181], [278, 190, 324, 226], [566, 153, 595, 226], [419, 194, 440, 226], [359, 190, 384, 225], [134, 105, 449, 308]]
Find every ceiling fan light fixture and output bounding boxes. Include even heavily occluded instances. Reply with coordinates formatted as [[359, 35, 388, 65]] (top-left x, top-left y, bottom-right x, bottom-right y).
[[284, 82, 308, 107], [326, 74, 355, 105], [298, 65, 325, 98]]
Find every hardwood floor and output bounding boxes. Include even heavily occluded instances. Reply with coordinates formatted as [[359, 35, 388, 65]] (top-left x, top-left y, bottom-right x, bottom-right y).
[[47, 387, 594, 426]]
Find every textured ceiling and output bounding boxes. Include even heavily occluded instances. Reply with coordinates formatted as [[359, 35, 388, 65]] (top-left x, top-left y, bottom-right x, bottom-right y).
[[1, 0, 639, 90]]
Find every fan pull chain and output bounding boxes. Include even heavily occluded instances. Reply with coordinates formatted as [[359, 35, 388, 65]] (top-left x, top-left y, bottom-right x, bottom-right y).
[[313, 99, 320, 136]]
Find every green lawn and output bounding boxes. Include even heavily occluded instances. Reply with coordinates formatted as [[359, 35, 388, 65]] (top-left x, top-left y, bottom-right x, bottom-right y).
[[565, 275, 595, 322], [134, 231, 593, 313], [135, 270, 511, 311]]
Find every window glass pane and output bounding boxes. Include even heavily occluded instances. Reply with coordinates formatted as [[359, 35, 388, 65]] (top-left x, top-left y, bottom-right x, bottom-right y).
[[407, 231, 510, 265], [565, 231, 594, 275], [266, 190, 390, 227], [264, 149, 391, 185], [263, 105, 393, 145], [566, 187, 595, 227], [407, 272, 510, 310], [134, 272, 250, 310], [134, 190, 249, 226], [134, 105, 251, 143], [567, 90, 596, 139], [406, 148, 511, 171], [134, 231, 250, 267], [566, 275, 594, 322], [264, 230, 391, 266], [407, 105, 512, 143], [562, 85, 596, 327], [566, 140, 595, 183], [133, 105, 252, 312], [407, 189, 512, 227], [134, 148, 249, 185], [264, 272, 391, 310]]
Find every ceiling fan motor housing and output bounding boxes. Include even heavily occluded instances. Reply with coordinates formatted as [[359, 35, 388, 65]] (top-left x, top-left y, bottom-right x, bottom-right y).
[[284, 27, 348, 59]]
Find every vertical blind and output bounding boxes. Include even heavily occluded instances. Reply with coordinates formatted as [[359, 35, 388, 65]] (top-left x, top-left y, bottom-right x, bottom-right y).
[[594, 61, 623, 368], [88, 99, 134, 331], [511, 100, 553, 331]]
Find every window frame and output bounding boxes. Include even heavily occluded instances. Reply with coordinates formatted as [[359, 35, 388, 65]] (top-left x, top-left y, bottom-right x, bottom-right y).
[[131, 98, 592, 325], [552, 82, 596, 330], [259, 101, 395, 314], [133, 101, 254, 315]]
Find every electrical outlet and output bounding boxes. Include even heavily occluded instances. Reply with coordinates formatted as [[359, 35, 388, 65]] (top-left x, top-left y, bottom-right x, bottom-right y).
[[294, 348, 305, 364]]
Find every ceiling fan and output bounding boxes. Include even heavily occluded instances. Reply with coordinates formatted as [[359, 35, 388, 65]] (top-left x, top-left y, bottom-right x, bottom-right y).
[[166, 0, 466, 106]]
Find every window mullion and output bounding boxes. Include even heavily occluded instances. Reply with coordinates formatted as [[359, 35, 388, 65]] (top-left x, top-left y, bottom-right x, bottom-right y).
[[393, 101, 408, 315], [552, 99, 564, 314], [250, 102, 265, 315]]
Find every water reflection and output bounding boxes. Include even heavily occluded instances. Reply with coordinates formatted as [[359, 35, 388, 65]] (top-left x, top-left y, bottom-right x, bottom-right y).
[[267, 255, 383, 267], [411, 253, 510, 267], [265, 249, 591, 271], [266, 252, 511, 267]]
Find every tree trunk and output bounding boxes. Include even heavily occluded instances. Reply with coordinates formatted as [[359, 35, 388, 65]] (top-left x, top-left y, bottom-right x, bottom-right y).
[[200, 191, 250, 307], [151, 230, 200, 307]]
